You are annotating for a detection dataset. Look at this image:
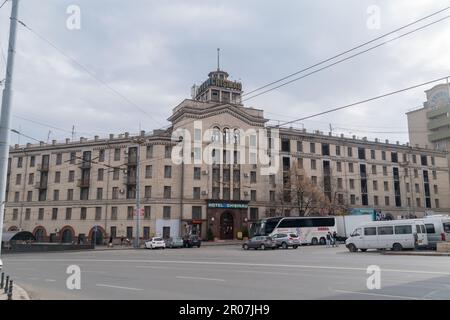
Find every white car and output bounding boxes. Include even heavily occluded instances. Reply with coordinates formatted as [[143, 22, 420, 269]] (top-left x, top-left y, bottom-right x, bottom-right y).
[[145, 237, 166, 249]]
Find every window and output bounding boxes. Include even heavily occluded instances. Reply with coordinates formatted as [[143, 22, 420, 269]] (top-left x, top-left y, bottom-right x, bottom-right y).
[[97, 188, 103, 200], [127, 206, 134, 220], [30, 156, 35, 167], [336, 161, 342, 172], [145, 186, 152, 198], [67, 189, 73, 201], [364, 227, 376, 236], [193, 187, 200, 199], [28, 173, 34, 185], [70, 152, 76, 164], [435, 199, 440, 208], [56, 153, 62, 165], [416, 198, 421, 208], [383, 166, 387, 176], [111, 187, 119, 200], [146, 145, 153, 159], [370, 150, 375, 159], [163, 206, 171, 219], [111, 207, 118, 220], [65, 208, 72, 220], [145, 165, 153, 178], [415, 184, 420, 193], [251, 190, 257, 201], [270, 191, 275, 201], [337, 178, 343, 189], [53, 190, 59, 201], [223, 188, 230, 200], [406, 183, 410, 193], [310, 143, 315, 154], [347, 147, 353, 157], [412, 154, 417, 164], [431, 156, 435, 166], [298, 158, 304, 169], [164, 166, 172, 178], [80, 188, 89, 200], [165, 146, 172, 158], [192, 206, 202, 220], [311, 159, 316, 170], [434, 185, 438, 194], [350, 195, 356, 205], [425, 224, 435, 234], [250, 171, 257, 183], [15, 174, 21, 185], [164, 186, 171, 199], [381, 151, 386, 161], [14, 192, 19, 202], [335, 145, 341, 156], [144, 206, 151, 220], [395, 225, 412, 234], [127, 227, 133, 240], [233, 188, 240, 200], [297, 141, 303, 152], [311, 176, 317, 185], [52, 208, 58, 220], [322, 143, 330, 156], [349, 179, 355, 189], [12, 209, 18, 221], [373, 180, 378, 191], [385, 196, 390, 206], [80, 207, 87, 220], [358, 148, 365, 160], [348, 163, 354, 173], [27, 191, 32, 202], [194, 167, 201, 180], [98, 168, 104, 181], [114, 148, 121, 161], [281, 139, 290, 152], [414, 169, 418, 178], [378, 226, 393, 235], [371, 165, 377, 174], [212, 187, 220, 199], [95, 207, 102, 220], [38, 208, 44, 220], [17, 157, 23, 168], [98, 149, 105, 162], [432, 170, 437, 180], [54, 171, 61, 183], [374, 195, 379, 206], [68, 170, 75, 182], [391, 152, 398, 163], [25, 208, 31, 220], [113, 168, 120, 180], [384, 181, 389, 191], [250, 207, 259, 220], [421, 155, 428, 166]]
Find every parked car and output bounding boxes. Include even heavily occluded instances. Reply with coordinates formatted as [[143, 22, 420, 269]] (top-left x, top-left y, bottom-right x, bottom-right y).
[[242, 236, 277, 250], [165, 237, 184, 248], [345, 219, 428, 252], [183, 235, 201, 248], [272, 233, 300, 249], [423, 215, 450, 249], [145, 237, 166, 249]]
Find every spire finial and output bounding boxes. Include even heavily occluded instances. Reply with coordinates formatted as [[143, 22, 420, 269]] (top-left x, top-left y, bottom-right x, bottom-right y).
[[217, 48, 220, 71]]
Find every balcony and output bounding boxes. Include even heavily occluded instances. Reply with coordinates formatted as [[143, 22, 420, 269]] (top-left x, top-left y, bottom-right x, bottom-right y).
[[123, 176, 137, 185], [80, 161, 91, 169], [427, 117, 450, 131], [77, 179, 90, 188], [34, 180, 47, 189], [126, 155, 137, 165], [426, 105, 450, 119], [428, 129, 450, 142], [37, 163, 49, 172]]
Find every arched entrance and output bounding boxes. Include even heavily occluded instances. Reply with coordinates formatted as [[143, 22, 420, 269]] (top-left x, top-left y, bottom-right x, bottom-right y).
[[60, 227, 74, 243], [89, 226, 105, 245], [8, 226, 18, 231], [33, 226, 46, 242], [220, 211, 234, 240]]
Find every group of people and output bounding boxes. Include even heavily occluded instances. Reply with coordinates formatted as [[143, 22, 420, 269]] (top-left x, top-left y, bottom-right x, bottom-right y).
[[326, 231, 339, 247]]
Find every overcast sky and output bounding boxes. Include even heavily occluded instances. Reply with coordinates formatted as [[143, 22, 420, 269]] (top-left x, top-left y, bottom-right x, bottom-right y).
[[1, 0, 449, 145]]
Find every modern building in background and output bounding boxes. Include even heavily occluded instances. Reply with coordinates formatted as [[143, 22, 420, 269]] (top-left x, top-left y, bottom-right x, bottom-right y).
[[3, 68, 450, 243]]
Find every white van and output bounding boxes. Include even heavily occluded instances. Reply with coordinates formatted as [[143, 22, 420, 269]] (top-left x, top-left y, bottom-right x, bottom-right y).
[[423, 215, 450, 249], [345, 220, 428, 252]]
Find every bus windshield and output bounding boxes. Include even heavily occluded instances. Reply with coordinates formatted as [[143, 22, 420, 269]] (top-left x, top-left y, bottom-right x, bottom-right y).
[[249, 218, 282, 237]]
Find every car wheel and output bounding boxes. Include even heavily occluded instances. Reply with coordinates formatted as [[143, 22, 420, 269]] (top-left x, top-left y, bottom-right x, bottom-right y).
[[392, 243, 403, 251], [348, 244, 357, 252], [360, 249, 367, 252], [293, 245, 298, 249], [319, 237, 326, 245], [311, 238, 318, 245], [281, 242, 288, 249], [260, 244, 266, 250], [243, 244, 249, 250]]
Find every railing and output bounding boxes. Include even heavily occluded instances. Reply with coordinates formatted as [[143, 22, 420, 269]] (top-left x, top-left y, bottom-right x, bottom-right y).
[[77, 179, 90, 188], [37, 163, 49, 171]]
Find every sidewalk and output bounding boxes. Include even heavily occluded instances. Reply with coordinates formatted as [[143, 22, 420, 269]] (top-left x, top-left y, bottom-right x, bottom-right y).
[[92, 240, 243, 250], [382, 250, 450, 257], [0, 283, 30, 300]]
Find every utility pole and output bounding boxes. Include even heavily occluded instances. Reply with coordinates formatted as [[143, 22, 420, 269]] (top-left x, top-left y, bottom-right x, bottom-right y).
[[133, 137, 144, 248], [0, 0, 20, 270]]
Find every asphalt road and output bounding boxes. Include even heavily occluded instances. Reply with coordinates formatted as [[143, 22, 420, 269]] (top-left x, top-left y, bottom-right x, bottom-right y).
[[2, 245, 450, 300]]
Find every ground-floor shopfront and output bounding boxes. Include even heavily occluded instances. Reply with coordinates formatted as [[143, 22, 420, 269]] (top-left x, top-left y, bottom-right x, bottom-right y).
[[206, 200, 250, 240]]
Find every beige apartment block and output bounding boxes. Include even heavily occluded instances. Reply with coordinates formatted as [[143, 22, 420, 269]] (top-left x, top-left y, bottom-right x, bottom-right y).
[[3, 69, 450, 242]]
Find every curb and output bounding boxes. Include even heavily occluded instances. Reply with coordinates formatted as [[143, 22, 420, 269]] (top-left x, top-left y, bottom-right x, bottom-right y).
[[0, 283, 31, 300], [381, 251, 450, 257]]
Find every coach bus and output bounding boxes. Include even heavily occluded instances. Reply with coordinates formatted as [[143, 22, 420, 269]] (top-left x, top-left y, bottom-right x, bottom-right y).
[[249, 216, 337, 245]]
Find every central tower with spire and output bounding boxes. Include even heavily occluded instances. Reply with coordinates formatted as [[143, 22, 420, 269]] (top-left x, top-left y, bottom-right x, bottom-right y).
[[192, 49, 243, 105]]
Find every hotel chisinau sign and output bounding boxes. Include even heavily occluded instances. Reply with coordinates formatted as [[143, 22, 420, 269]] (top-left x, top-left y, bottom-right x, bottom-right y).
[[207, 202, 248, 209]]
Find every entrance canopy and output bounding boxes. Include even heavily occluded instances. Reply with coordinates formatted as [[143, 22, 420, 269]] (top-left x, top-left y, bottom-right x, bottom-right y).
[[2, 231, 36, 243]]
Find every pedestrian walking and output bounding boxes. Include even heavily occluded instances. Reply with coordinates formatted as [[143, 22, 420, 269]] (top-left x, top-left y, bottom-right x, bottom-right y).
[[332, 231, 338, 247], [120, 236, 124, 246], [326, 232, 331, 248]]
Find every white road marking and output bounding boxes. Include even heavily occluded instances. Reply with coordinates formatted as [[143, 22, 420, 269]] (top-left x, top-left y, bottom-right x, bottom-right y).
[[10, 258, 450, 276], [333, 289, 424, 300], [176, 276, 225, 282], [44, 279, 56, 282], [96, 284, 143, 291]]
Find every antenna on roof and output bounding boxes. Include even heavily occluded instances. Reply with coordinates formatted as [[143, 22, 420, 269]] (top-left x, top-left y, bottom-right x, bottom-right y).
[[217, 48, 220, 71]]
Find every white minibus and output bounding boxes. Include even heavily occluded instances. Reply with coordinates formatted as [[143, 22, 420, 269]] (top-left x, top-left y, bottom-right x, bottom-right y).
[[345, 220, 428, 252], [423, 215, 450, 249]]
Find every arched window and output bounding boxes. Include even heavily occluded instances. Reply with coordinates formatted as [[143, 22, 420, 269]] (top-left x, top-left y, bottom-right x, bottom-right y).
[[212, 127, 221, 143], [233, 129, 240, 145], [223, 128, 231, 145]]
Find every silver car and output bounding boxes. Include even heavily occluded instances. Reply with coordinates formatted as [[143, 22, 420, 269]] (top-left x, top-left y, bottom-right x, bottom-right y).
[[272, 233, 301, 249]]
